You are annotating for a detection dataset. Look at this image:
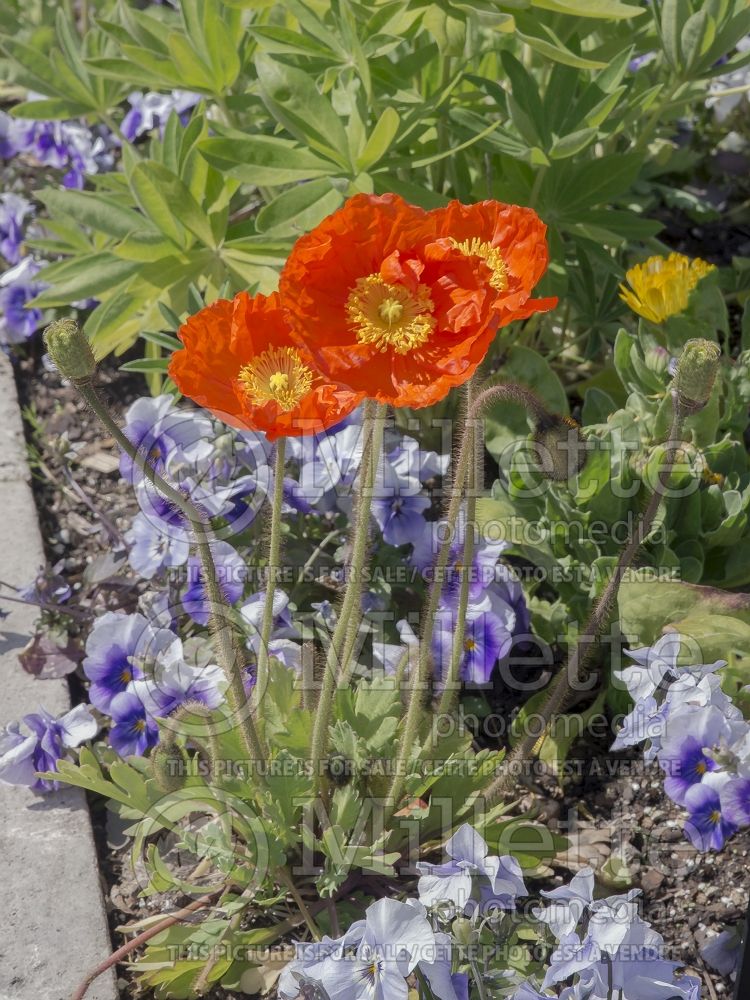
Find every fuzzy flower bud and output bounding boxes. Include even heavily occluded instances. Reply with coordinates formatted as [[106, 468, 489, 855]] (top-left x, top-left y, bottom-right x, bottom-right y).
[[43, 318, 97, 381], [673, 339, 721, 413], [150, 742, 188, 793]]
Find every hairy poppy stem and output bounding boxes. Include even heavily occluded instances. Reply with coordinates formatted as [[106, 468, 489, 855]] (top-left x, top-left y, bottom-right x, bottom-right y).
[[438, 377, 478, 717], [253, 436, 287, 717], [71, 890, 222, 1000], [72, 377, 267, 782], [486, 393, 690, 804], [309, 401, 386, 797], [387, 382, 549, 814]]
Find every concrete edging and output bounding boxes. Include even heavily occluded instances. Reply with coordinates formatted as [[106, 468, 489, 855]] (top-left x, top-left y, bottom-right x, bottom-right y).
[[0, 351, 118, 1000]]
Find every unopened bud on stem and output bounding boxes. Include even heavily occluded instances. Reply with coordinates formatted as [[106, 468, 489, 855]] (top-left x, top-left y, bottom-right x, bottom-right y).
[[43, 318, 97, 381], [673, 338, 720, 413]]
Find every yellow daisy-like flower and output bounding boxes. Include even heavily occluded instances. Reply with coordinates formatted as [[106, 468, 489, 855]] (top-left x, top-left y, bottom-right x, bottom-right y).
[[619, 252, 716, 324]]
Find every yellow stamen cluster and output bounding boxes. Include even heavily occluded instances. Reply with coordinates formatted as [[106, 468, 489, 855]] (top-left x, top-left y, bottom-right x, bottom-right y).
[[346, 274, 435, 354], [238, 346, 313, 411], [450, 236, 508, 291], [619, 252, 715, 324]]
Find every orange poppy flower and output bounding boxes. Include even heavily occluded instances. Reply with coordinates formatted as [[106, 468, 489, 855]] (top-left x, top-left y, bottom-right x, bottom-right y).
[[278, 193, 556, 408], [429, 199, 558, 328], [168, 292, 363, 440]]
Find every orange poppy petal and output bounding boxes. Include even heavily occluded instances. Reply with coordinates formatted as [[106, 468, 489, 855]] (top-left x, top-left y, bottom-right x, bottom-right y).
[[169, 292, 363, 439], [279, 194, 502, 407]]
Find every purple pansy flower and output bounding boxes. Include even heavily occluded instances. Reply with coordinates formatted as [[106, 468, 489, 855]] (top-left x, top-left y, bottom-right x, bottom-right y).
[[720, 775, 750, 827], [684, 779, 737, 851], [0, 705, 97, 792], [661, 734, 719, 805], [129, 638, 225, 720], [0, 193, 32, 265], [83, 611, 176, 712], [701, 927, 742, 977], [0, 258, 45, 344], [121, 90, 201, 142], [313, 898, 436, 1000], [433, 595, 515, 686], [372, 491, 431, 547], [534, 867, 595, 940], [181, 541, 246, 625], [109, 691, 159, 757], [416, 823, 526, 915]]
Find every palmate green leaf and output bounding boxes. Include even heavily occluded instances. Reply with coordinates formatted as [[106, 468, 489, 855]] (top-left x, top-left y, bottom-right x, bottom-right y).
[[356, 106, 400, 171], [129, 162, 188, 248], [0, 36, 80, 102], [198, 133, 338, 186], [516, 26, 607, 71], [83, 56, 168, 88], [255, 178, 344, 236], [10, 97, 91, 119], [113, 231, 178, 263], [37, 188, 147, 240], [531, 0, 644, 18], [255, 53, 352, 171], [549, 152, 642, 215], [659, 0, 692, 71], [142, 330, 182, 351], [501, 50, 548, 148], [131, 161, 217, 248], [33, 253, 140, 307], [41, 746, 158, 813], [85, 287, 154, 356], [549, 127, 597, 159], [120, 358, 171, 373]]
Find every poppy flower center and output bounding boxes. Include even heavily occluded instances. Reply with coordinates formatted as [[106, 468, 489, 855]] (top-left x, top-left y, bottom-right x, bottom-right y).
[[238, 346, 313, 412], [450, 237, 508, 291], [346, 274, 435, 354]]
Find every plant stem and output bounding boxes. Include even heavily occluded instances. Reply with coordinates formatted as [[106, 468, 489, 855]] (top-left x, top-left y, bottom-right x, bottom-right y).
[[71, 890, 222, 1000], [486, 396, 689, 803], [253, 438, 287, 715], [308, 402, 385, 795], [634, 80, 682, 153], [387, 382, 548, 812], [73, 377, 266, 777], [438, 380, 478, 717], [277, 867, 322, 941]]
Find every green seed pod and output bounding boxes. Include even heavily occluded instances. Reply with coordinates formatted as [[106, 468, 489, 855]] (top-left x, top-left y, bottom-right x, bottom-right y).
[[150, 742, 188, 793], [532, 413, 587, 482], [43, 318, 97, 381], [673, 339, 720, 413]]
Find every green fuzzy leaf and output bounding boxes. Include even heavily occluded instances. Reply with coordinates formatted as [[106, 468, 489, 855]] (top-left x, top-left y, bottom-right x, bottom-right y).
[[618, 575, 750, 656]]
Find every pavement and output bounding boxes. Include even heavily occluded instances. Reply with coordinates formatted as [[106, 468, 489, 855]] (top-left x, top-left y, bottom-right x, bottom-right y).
[[0, 351, 118, 1000]]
